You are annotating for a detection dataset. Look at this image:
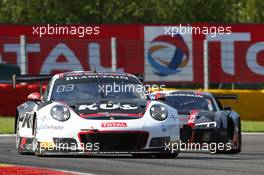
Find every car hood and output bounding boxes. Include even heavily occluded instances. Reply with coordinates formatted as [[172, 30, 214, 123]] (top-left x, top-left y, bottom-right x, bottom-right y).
[[177, 110, 217, 125], [67, 100, 148, 119]]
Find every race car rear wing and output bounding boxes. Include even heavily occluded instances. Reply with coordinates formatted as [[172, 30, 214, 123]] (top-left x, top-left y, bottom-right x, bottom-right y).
[[12, 74, 52, 94], [213, 93, 238, 100]]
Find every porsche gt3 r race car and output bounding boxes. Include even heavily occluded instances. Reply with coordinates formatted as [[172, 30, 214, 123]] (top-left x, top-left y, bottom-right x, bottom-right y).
[[150, 90, 241, 154], [15, 72, 180, 158]]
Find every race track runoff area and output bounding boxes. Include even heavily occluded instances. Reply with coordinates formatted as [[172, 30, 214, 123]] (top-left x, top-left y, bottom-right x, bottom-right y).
[[0, 134, 263, 175]]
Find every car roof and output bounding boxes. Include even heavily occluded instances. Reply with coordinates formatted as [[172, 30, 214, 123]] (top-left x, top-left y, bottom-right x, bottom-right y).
[[51, 71, 139, 81], [57, 71, 136, 78], [152, 90, 213, 97]]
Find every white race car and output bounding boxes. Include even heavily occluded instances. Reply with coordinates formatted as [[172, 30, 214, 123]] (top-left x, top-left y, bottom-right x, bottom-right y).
[[15, 71, 180, 158]]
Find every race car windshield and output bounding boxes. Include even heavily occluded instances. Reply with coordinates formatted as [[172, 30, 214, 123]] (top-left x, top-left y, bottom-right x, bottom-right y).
[[165, 94, 216, 112], [50, 80, 147, 102]]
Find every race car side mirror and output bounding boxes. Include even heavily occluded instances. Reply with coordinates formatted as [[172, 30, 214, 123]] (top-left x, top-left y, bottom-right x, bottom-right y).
[[155, 93, 166, 101], [27, 92, 41, 101], [223, 106, 232, 111]]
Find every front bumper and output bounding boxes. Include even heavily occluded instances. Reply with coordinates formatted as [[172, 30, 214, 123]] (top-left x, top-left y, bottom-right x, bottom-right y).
[[37, 131, 179, 155], [35, 121, 180, 155], [78, 131, 149, 152], [180, 126, 227, 144], [34, 100, 180, 155]]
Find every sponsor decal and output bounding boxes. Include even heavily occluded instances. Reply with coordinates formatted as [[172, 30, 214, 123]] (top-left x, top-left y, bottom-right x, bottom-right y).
[[38, 124, 64, 130], [166, 93, 203, 98], [161, 125, 167, 132], [166, 124, 178, 130], [144, 26, 193, 82], [101, 122, 127, 128], [22, 112, 32, 128], [78, 103, 138, 110], [161, 124, 178, 132], [65, 75, 128, 81], [19, 137, 33, 150]]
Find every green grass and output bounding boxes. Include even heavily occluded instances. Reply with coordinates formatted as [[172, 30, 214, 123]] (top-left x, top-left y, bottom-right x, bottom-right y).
[[241, 120, 264, 132], [0, 117, 15, 134], [0, 117, 264, 134]]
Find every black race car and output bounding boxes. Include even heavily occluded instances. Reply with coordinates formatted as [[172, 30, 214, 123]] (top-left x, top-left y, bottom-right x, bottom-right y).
[[151, 90, 241, 154]]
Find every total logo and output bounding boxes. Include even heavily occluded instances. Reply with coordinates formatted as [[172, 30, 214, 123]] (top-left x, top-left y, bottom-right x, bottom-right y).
[[101, 122, 127, 128], [147, 34, 190, 76], [144, 26, 193, 82]]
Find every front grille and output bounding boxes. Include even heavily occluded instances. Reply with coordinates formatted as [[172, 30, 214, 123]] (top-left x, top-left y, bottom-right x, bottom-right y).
[[53, 138, 77, 146], [52, 138, 78, 152], [79, 131, 149, 152], [149, 137, 170, 147], [193, 128, 227, 143]]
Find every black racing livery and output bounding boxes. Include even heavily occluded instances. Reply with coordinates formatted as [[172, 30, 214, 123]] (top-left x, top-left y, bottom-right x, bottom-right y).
[[154, 90, 241, 154]]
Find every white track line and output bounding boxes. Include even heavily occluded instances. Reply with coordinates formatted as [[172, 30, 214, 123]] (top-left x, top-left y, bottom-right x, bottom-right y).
[[242, 132, 264, 135], [50, 168, 95, 175], [0, 134, 15, 137]]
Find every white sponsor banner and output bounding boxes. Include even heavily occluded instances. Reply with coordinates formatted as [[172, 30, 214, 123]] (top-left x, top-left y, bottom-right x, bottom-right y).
[[144, 26, 193, 82]]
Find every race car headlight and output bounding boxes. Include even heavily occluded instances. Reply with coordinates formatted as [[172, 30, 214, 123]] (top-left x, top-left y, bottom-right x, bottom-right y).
[[150, 104, 168, 121], [50, 105, 70, 121]]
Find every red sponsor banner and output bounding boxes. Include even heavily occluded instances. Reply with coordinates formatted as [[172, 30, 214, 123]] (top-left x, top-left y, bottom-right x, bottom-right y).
[[207, 24, 264, 83], [1, 24, 264, 84], [0, 25, 144, 75], [0, 24, 204, 84], [2, 24, 264, 116]]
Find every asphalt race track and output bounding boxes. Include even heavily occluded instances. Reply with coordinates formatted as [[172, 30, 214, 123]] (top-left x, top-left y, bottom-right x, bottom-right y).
[[0, 134, 263, 175]]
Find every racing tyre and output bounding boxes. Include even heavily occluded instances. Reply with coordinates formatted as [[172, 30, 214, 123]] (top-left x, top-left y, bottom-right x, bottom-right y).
[[15, 116, 23, 154], [227, 119, 242, 154], [214, 118, 241, 154]]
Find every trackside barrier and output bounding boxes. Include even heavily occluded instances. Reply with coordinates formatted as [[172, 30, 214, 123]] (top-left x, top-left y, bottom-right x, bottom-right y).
[[0, 84, 46, 116], [163, 89, 264, 121]]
